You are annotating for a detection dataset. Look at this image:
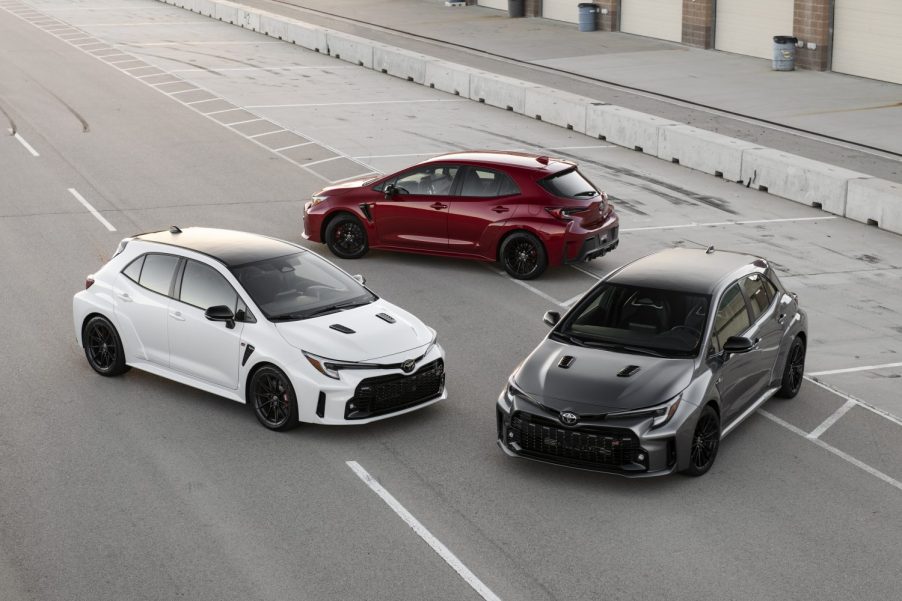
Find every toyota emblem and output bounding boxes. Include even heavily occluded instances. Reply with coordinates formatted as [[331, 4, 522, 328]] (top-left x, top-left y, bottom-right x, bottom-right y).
[[560, 411, 579, 426], [401, 359, 416, 374]]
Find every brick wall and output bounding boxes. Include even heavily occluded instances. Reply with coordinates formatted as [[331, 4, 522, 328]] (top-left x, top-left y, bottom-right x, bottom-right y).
[[594, 0, 618, 31], [793, 0, 831, 70], [525, 0, 540, 17], [682, 0, 713, 48]]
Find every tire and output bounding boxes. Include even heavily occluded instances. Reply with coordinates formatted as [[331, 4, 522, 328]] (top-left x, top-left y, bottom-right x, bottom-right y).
[[776, 336, 806, 399], [325, 214, 368, 259], [83, 316, 129, 377], [249, 366, 299, 431], [680, 405, 720, 477], [499, 232, 547, 280]]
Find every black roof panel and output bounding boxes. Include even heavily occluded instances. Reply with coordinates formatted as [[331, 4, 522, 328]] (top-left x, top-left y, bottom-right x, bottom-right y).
[[609, 247, 761, 294], [136, 227, 302, 267]]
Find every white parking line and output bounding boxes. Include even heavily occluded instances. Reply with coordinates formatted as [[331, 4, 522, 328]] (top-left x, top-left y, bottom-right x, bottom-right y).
[[488, 267, 565, 308], [807, 399, 858, 440], [808, 361, 902, 376], [303, 156, 342, 167], [67, 188, 116, 232], [273, 141, 314, 151], [168, 65, 357, 73], [758, 409, 902, 493], [223, 118, 263, 126], [247, 129, 286, 139], [245, 99, 470, 109], [621, 215, 837, 232], [12, 132, 40, 157], [804, 376, 902, 429], [120, 41, 283, 46], [346, 461, 502, 601]]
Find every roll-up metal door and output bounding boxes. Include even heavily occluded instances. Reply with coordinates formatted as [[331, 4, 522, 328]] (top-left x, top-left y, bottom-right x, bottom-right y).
[[715, 0, 793, 60], [833, 0, 902, 85], [543, 0, 579, 24], [620, 0, 683, 43]]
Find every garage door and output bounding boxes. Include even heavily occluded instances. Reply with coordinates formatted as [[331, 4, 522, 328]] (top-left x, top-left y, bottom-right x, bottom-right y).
[[833, 0, 902, 85], [715, 0, 793, 60], [620, 0, 682, 43], [543, 0, 579, 24], [477, 0, 507, 11]]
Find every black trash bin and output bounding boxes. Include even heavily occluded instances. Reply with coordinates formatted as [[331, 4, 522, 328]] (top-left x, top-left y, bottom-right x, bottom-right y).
[[508, 0, 524, 18], [578, 3, 600, 32], [772, 36, 798, 71]]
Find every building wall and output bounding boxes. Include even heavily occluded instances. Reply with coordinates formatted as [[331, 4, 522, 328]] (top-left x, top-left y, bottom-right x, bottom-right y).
[[682, 0, 714, 48], [793, 0, 831, 70]]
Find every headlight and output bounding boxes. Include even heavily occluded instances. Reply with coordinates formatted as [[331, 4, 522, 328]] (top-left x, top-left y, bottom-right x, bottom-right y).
[[303, 351, 381, 380], [607, 394, 682, 429], [309, 194, 329, 207]]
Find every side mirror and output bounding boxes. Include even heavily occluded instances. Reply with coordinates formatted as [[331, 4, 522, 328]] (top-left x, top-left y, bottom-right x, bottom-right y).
[[722, 336, 755, 354], [383, 184, 397, 200], [543, 311, 560, 327], [353, 274, 366, 286], [205, 305, 236, 329]]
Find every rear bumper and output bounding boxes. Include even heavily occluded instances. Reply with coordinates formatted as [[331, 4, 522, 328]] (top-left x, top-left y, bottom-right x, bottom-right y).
[[560, 211, 619, 265]]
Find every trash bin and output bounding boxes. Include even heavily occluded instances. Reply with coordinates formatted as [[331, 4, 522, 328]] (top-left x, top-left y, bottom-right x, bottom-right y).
[[578, 3, 600, 32], [508, 0, 524, 18], [772, 36, 798, 71]]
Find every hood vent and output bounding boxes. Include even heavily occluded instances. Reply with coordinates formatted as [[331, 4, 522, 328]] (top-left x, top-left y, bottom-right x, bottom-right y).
[[617, 365, 641, 378], [376, 312, 396, 324], [329, 324, 355, 334], [558, 356, 575, 369]]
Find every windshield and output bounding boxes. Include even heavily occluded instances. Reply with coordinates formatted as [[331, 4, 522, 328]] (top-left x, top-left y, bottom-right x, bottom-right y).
[[555, 283, 710, 357], [539, 168, 599, 199], [230, 252, 376, 321]]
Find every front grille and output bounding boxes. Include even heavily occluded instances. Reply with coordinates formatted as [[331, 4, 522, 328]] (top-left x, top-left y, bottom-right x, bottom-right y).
[[508, 412, 644, 470], [345, 359, 444, 420]]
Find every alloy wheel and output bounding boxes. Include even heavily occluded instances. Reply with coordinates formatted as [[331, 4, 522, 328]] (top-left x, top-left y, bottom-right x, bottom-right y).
[[333, 221, 365, 255], [788, 341, 805, 394], [87, 321, 118, 372], [503, 239, 538, 277], [690, 413, 719, 470], [254, 371, 291, 428]]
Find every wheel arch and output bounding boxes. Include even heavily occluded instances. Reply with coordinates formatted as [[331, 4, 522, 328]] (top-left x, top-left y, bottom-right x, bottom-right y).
[[321, 209, 363, 242], [81, 312, 112, 347], [496, 228, 548, 262]]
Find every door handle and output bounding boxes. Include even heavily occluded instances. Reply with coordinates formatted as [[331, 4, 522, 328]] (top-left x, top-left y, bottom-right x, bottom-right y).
[[491, 206, 509, 213], [430, 202, 448, 210], [169, 311, 185, 321], [117, 292, 132, 302]]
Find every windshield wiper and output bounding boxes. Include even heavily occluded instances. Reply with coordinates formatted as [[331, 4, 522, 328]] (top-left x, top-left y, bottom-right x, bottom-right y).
[[269, 313, 305, 322], [304, 299, 373, 318], [550, 331, 588, 347], [572, 338, 666, 357], [573, 190, 598, 197]]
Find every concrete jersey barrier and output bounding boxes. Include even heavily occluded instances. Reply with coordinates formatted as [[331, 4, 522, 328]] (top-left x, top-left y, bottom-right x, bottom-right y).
[[154, 0, 902, 237]]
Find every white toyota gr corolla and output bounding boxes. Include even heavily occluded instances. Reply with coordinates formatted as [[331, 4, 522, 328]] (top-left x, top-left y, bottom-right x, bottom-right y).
[[73, 227, 446, 430]]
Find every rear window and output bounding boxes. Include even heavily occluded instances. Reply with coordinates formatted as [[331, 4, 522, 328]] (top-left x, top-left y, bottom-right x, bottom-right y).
[[539, 168, 600, 200]]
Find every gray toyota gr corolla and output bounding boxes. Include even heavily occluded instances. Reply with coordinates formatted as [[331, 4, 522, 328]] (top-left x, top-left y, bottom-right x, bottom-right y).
[[497, 247, 807, 477]]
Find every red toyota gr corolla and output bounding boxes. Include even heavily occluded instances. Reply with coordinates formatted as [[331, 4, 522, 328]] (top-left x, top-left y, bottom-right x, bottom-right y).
[[302, 152, 619, 279]]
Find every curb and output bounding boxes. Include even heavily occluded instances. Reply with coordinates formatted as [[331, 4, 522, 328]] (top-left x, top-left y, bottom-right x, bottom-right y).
[[157, 0, 901, 236]]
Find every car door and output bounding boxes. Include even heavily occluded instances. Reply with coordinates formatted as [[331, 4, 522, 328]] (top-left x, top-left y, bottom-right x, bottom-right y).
[[167, 258, 245, 390], [114, 253, 180, 366], [739, 273, 784, 396], [448, 166, 521, 255], [371, 164, 459, 251], [710, 281, 758, 421]]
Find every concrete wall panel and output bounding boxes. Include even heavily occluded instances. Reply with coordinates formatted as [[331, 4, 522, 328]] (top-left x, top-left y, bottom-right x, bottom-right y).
[[658, 125, 762, 182], [424, 60, 473, 97], [846, 178, 902, 235], [524, 87, 593, 133], [586, 105, 679, 156], [373, 46, 430, 84], [469, 72, 530, 114], [325, 32, 375, 68]]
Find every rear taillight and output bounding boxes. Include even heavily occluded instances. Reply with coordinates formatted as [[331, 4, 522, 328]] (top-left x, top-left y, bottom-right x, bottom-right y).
[[85, 276, 95, 290], [545, 207, 587, 221]]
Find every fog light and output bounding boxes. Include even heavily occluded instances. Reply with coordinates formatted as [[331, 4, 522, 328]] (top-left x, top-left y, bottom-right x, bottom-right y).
[[508, 430, 514, 438], [637, 453, 645, 461], [349, 403, 356, 410]]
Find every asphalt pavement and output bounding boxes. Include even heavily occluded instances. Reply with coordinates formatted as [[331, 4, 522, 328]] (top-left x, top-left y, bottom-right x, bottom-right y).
[[1, 1, 901, 600]]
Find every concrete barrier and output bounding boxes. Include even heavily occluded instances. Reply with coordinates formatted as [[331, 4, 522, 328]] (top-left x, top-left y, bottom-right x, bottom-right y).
[[424, 59, 473, 97], [373, 46, 430, 84], [236, 7, 260, 31], [845, 178, 902, 235], [194, 0, 215, 17], [469, 72, 531, 114], [325, 32, 375, 68], [741, 148, 870, 216], [523, 87, 594, 133], [658, 125, 763, 182], [586, 105, 679, 156], [213, 1, 238, 24]]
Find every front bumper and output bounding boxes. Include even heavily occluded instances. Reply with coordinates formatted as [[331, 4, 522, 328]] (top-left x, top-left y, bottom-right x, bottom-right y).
[[495, 390, 693, 477]]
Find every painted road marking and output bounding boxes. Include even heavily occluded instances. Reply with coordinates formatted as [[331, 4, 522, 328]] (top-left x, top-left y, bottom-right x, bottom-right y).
[[273, 141, 314, 152], [807, 399, 858, 440], [621, 215, 837, 232], [168, 65, 358, 73], [12, 132, 40, 157], [346, 461, 503, 601], [247, 129, 286, 139], [245, 99, 470, 109], [488, 267, 566, 308], [808, 361, 902, 376], [805, 376, 902, 429], [68, 188, 116, 232]]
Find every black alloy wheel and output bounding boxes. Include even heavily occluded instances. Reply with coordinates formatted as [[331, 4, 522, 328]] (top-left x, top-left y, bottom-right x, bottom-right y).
[[325, 214, 368, 259], [500, 232, 547, 280], [250, 366, 299, 431], [681, 405, 720, 477], [83, 316, 129, 376], [777, 336, 806, 398]]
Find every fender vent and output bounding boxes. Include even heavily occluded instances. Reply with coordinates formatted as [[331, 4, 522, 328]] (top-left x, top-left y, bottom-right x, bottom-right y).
[[376, 313, 396, 324], [617, 365, 641, 377], [329, 324, 355, 334], [558, 356, 575, 369]]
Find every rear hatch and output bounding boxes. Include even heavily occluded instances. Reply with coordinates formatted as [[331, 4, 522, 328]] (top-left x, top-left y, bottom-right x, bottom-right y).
[[539, 166, 607, 228]]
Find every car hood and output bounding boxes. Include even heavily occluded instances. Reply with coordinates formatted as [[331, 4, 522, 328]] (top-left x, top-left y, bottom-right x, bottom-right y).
[[317, 177, 379, 194], [274, 300, 433, 362], [513, 338, 694, 414]]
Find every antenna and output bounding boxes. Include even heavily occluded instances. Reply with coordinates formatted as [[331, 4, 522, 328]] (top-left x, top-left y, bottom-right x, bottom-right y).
[[705, 246, 715, 254], [169, 225, 182, 234]]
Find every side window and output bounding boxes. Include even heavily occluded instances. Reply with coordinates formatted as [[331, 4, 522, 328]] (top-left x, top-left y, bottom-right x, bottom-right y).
[[713, 283, 750, 349], [392, 165, 458, 196], [139, 254, 180, 297], [122, 255, 144, 283], [460, 168, 519, 198], [179, 260, 238, 311], [740, 274, 770, 320]]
